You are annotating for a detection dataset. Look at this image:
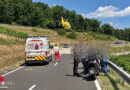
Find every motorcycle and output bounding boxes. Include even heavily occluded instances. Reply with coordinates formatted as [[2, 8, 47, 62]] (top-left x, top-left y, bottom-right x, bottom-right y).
[[87, 59, 99, 80]]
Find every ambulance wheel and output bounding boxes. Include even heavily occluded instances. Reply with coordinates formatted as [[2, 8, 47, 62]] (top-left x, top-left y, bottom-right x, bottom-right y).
[[26, 62, 30, 66], [46, 61, 49, 64]]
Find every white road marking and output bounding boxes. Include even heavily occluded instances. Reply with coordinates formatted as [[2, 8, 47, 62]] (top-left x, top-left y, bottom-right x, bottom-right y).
[[94, 79, 102, 90], [28, 85, 36, 90], [54, 61, 58, 66], [2, 66, 24, 77]]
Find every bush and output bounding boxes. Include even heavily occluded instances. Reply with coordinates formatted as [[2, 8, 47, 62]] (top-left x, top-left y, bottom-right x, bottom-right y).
[[57, 29, 66, 36], [67, 31, 77, 39], [11, 22, 18, 25], [110, 54, 130, 73], [31, 28, 37, 32], [0, 26, 28, 39]]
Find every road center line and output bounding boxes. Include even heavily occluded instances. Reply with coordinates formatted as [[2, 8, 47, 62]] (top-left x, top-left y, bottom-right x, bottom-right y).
[[94, 79, 102, 90], [2, 66, 24, 77], [28, 85, 36, 90], [54, 62, 58, 66]]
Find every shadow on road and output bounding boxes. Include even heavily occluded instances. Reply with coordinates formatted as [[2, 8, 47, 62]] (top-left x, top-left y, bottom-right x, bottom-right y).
[[24, 62, 49, 66], [65, 74, 74, 77], [65, 74, 95, 81], [82, 75, 96, 81]]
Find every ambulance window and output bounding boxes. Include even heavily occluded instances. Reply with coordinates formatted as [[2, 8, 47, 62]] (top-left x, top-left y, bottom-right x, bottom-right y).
[[26, 40, 47, 50]]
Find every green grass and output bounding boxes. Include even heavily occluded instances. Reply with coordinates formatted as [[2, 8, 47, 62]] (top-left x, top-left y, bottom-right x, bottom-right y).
[[110, 54, 130, 73], [0, 56, 24, 70], [110, 46, 130, 53], [0, 38, 25, 45], [98, 54, 130, 90], [98, 71, 130, 90], [88, 32, 117, 41], [0, 26, 28, 39], [31, 28, 37, 32]]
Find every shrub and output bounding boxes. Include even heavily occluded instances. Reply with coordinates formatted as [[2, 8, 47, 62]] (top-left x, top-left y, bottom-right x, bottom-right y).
[[11, 22, 18, 25], [67, 31, 77, 39], [57, 29, 66, 36], [31, 28, 37, 32], [110, 54, 130, 73], [0, 26, 28, 39]]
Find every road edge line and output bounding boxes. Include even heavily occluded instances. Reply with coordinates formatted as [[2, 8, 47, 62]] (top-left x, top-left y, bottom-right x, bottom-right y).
[[28, 85, 36, 90], [94, 79, 102, 90], [2, 66, 24, 77], [54, 62, 58, 66]]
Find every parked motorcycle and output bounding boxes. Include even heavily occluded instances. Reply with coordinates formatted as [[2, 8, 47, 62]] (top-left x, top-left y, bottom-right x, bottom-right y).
[[87, 59, 99, 80]]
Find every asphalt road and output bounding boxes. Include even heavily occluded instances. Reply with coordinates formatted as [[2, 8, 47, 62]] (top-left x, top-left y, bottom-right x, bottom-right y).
[[1, 54, 97, 90]]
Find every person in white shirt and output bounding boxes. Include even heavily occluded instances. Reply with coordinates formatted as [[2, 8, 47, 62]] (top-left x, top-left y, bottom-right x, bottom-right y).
[[53, 44, 60, 62]]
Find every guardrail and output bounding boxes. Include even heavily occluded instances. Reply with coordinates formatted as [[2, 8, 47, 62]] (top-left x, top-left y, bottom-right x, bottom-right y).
[[108, 61, 130, 84]]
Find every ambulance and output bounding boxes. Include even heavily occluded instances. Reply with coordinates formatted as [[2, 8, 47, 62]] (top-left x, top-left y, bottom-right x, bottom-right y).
[[25, 36, 52, 64]]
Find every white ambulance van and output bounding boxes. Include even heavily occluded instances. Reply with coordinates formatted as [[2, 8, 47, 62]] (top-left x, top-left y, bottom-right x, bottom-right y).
[[25, 36, 52, 64]]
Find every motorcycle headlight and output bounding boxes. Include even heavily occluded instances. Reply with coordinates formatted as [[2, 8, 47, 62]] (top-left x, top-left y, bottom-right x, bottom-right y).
[[94, 60, 97, 64]]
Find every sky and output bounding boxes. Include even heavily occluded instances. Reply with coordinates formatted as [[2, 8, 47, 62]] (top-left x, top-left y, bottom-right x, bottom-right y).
[[32, 0, 130, 29]]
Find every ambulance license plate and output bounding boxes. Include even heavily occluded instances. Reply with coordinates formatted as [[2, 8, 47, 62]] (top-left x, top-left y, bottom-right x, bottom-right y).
[[27, 58, 35, 60]]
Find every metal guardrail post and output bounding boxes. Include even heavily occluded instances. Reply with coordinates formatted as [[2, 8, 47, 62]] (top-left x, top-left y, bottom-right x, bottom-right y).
[[120, 67, 124, 84], [108, 61, 130, 84], [109, 66, 112, 73]]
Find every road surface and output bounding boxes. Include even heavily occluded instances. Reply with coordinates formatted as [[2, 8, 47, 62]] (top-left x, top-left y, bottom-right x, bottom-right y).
[[1, 54, 98, 90]]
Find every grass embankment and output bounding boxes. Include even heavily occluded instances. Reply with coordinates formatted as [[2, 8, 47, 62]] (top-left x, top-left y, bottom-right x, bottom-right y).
[[98, 54, 130, 90], [98, 71, 130, 90], [0, 24, 119, 45], [0, 24, 76, 45], [110, 45, 130, 53], [0, 27, 27, 70], [0, 44, 25, 69]]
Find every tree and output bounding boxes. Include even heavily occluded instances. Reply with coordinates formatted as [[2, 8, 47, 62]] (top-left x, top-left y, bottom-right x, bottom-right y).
[[52, 5, 65, 28], [113, 29, 122, 39], [0, 0, 15, 23], [101, 24, 113, 35], [30, 6, 45, 26], [90, 19, 101, 32], [123, 28, 130, 41], [84, 18, 92, 32]]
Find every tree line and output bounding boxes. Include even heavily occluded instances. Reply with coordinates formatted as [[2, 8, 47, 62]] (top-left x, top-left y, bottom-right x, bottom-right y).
[[0, 0, 129, 41]]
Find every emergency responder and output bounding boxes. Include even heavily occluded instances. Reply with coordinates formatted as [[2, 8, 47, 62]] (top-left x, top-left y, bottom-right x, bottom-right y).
[[53, 44, 60, 62]]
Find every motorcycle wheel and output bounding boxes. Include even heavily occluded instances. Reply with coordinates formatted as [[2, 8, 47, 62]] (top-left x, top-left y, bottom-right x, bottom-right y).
[[90, 74, 96, 80]]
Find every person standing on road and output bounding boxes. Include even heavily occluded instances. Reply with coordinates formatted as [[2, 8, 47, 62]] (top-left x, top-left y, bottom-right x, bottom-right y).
[[53, 44, 60, 62], [73, 46, 82, 77], [73, 52, 81, 77]]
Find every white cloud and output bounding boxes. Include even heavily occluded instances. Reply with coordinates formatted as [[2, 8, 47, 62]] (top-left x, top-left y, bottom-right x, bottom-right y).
[[86, 5, 130, 18]]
